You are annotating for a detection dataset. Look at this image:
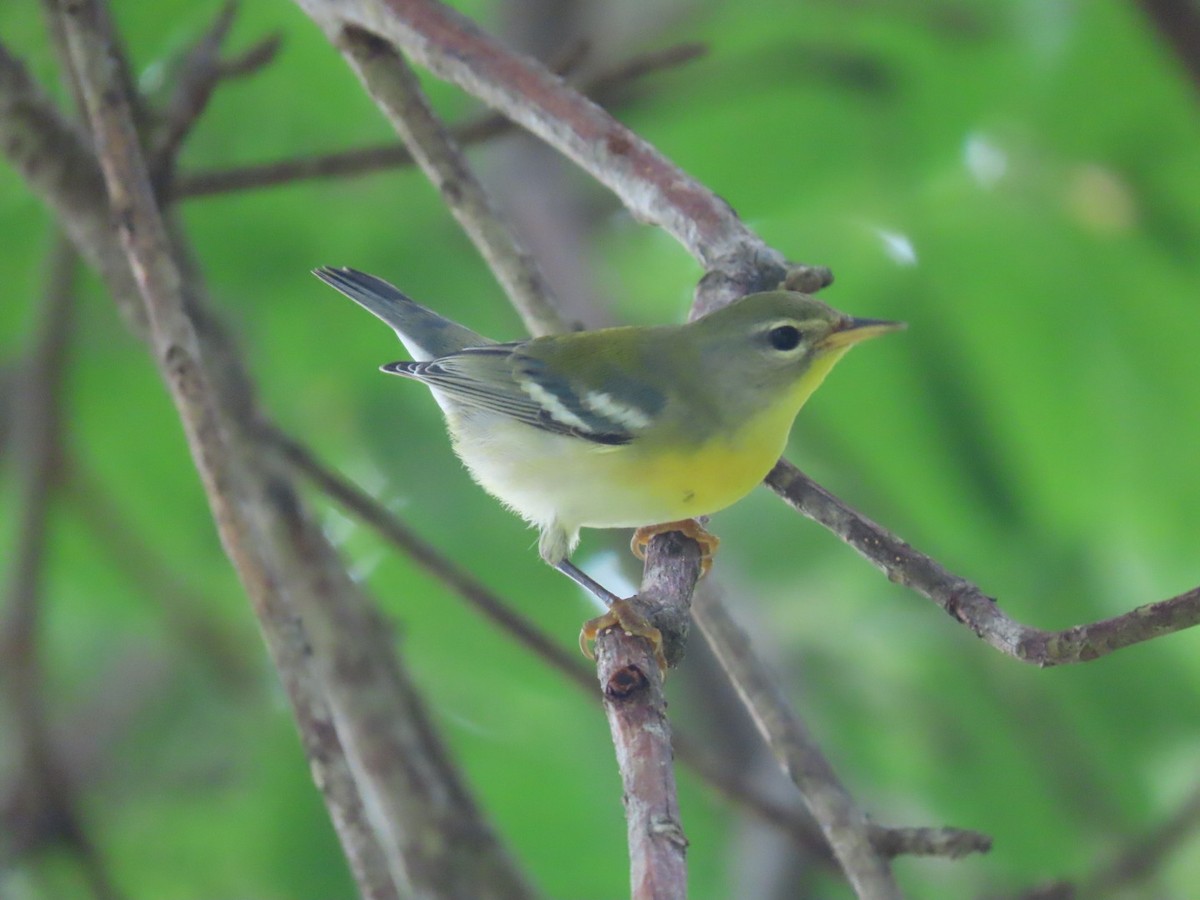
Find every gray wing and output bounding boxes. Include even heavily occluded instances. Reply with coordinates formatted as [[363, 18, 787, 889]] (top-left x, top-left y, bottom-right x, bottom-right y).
[[384, 346, 638, 446]]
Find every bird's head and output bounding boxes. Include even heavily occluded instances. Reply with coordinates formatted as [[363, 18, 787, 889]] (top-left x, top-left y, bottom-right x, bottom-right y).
[[692, 290, 905, 416]]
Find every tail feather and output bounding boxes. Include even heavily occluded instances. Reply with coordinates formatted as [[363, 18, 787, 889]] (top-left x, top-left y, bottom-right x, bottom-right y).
[[313, 266, 490, 360]]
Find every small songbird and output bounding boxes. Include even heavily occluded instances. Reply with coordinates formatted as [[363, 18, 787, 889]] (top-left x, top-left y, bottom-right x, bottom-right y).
[[315, 267, 903, 668]]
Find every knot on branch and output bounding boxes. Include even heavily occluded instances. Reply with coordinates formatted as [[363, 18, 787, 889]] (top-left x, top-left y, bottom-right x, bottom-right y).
[[781, 264, 835, 294], [605, 663, 650, 699]]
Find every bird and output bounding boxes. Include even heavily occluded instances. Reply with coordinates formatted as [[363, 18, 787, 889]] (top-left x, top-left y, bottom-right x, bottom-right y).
[[314, 266, 903, 669]]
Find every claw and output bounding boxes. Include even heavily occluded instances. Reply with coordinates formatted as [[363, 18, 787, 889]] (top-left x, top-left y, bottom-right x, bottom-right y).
[[630, 519, 720, 576], [579, 598, 667, 675]]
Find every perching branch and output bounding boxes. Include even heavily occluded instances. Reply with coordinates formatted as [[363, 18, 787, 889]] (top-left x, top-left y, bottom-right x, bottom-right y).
[[592, 533, 699, 900]]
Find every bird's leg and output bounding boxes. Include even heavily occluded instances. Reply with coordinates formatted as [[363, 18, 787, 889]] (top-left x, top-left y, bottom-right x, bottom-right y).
[[555, 559, 666, 674], [630, 519, 720, 576], [554, 558, 622, 605]]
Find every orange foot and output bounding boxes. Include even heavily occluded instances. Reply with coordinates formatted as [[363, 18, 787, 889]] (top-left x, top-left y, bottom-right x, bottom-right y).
[[631, 519, 721, 576], [579, 598, 667, 674]]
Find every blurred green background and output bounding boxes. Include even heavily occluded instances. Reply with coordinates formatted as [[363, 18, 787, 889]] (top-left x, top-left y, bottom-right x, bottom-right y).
[[3, 0, 1200, 897]]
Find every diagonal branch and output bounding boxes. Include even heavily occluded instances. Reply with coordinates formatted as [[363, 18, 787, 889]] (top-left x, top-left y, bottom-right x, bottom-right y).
[[292, 0, 828, 311], [49, 2, 538, 897], [334, 25, 564, 337], [172, 41, 706, 199], [151, 1, 282, 178], [765, 460, 1200, 665], [692, 590, 899, 899]]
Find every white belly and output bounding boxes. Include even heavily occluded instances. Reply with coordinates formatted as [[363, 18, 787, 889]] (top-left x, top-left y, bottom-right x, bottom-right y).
[[448, 412, 669, 533]]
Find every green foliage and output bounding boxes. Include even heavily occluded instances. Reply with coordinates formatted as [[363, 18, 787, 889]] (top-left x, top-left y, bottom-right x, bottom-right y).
[[2, 0, 1199, 897]]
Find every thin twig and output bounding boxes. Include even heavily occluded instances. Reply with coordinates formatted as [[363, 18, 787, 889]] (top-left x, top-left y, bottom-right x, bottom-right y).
[[152, 1, 282, 176], [151, 0, 239, 168], [172, 41, 707, 199], [584, 42, 707, 98], [0, 42, 147, 329], [868, 825, 991, 860], [335, 25, 564, 336], [292, 0, 809, 310], [176, 132, 479, 198], [765, 460, 1200, 665], [265, 425, 594, 689], [692, 590, 900, 899]]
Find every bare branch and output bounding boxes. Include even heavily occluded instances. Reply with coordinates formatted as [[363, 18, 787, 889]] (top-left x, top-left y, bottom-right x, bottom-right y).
[[334, 25, 564, 336], [52, 1, 537, 896], [584, 42, 707, 98], [868, 825, 992, 860], [592, 534, 700, 900], [266, 425, 595, 689], [151, 1, 282, 175], [292, 0, 820, 309], [692, 590, 900, 899], [765, 460, 1200, 665], [171, 40, 707, 198], [0, 42, 146, 329]]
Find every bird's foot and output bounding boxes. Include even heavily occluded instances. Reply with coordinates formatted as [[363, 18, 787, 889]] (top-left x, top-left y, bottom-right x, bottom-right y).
[[630, 519, 720, 576], [579, 598, 667, 675]]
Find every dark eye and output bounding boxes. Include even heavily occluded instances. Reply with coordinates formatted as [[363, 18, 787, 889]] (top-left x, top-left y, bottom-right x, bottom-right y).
[[767, 325, 803, 351]]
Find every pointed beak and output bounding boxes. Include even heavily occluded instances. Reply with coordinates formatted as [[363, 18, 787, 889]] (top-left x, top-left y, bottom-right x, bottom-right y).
[[818, 316, 906, 350]]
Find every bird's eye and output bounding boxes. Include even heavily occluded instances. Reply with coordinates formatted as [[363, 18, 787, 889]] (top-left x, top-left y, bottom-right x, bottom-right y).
[[767, 324, 803, 351]]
